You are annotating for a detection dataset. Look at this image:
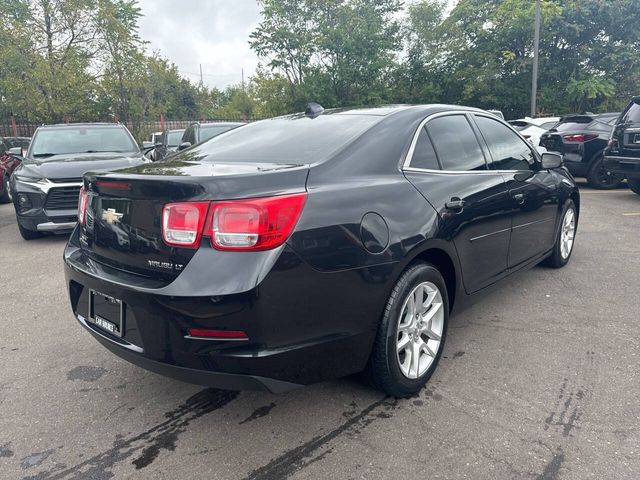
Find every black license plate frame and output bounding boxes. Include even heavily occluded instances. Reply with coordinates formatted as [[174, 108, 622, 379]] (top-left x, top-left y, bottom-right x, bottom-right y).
[[88, 289, 125, 338]]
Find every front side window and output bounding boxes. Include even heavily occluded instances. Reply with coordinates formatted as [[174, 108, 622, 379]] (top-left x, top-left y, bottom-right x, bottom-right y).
[[410, 128, 439, 170], [427, 115, 487, 171], [474, 115, 535, 171], [30, 126, 138, 160]]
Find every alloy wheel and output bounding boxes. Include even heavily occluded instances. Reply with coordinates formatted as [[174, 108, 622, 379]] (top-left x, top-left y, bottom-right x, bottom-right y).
[[560, 208, 576, 259], [396, 281, 444, 379]]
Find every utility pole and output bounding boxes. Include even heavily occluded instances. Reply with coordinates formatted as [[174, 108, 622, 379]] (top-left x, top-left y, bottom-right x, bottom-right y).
[[199, 64, 203, 86], [531, 0, 541, 117]]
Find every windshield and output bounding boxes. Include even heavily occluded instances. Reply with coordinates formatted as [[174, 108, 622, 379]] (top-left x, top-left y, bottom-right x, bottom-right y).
[[30, 126, 138, 159], [200, 125, 239, 142], [193, 114, 382, 164], [167, 130, 184, 146]]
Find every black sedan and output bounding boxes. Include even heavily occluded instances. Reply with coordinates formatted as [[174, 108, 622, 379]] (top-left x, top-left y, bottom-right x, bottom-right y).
[[11, 123, 148, 240], [63, 105, 579, 397]]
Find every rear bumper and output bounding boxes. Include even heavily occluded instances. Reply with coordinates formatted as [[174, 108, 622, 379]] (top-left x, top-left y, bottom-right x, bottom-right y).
[[76, 313, 301, 393], [63, 229, 391, 391]]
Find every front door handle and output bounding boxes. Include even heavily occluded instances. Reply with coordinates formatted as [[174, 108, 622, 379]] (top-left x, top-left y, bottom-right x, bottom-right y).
[[445, 198, 466, 210], [513, 193, 525, 204]]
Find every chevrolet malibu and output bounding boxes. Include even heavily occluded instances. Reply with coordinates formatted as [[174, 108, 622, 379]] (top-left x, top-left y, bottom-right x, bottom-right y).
[[63, 105, 579, 397]]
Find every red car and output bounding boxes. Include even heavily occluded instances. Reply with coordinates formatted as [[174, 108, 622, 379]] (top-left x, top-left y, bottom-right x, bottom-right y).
[[0, 137, 31, 203]]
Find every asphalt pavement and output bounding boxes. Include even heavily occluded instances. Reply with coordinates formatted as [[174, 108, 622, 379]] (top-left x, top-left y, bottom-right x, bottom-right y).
[[0, 183, 639, 480]]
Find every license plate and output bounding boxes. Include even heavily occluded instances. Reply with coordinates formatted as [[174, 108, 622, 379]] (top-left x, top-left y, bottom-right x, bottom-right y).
[[89, 290, 125, 337]]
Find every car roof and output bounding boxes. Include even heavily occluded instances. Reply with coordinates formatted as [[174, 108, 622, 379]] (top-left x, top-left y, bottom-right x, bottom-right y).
[[38, 123, 123, 129], [282, 104, 491, 120], [197, 122, 245, 127]]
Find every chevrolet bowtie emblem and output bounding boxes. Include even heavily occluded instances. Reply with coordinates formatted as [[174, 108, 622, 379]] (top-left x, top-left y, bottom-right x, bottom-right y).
[[102, 208, 124, 225]]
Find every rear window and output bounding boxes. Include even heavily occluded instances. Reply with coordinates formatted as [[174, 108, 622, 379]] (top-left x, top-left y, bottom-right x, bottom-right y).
[[622, 103, 640, 124], [508, 121, 531, 131], [6, 138, 30, 149], [427, 115, 487, 171], [166, 131, 184, 146], [30, 126, 138, 159], [200, 124, 240, 142], [193, 114, 381, 164], [554, 117, 593, 132]]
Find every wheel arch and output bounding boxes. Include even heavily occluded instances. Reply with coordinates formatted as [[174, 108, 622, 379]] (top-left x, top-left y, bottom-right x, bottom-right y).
[[406, 243, 460, 313]]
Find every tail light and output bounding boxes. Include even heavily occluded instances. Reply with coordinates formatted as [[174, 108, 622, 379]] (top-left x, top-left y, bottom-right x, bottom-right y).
[[162, 202, 209, 247], [78, 187, 88, 224], [562, 134, 597, 143], [161, 193, 307, 251], [205, 193, 307, 251]]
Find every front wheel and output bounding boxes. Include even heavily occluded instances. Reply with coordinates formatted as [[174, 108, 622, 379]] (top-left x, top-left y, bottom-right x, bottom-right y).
[[542, 200, 577, 268], [586, 155, 624, 189], [367, 262, 449, 398], [0, 175, 11, 204], [628, 178, 640, 196]]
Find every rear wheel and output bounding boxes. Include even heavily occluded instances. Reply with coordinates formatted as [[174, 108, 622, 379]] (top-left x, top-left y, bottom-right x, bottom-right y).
[[367, 262, 448, 398], [17, 220, 44, 240], [586, 155, 624, 189], [542, 200, 577, 268], [0, 175, 10, 204], [628, 178, 640, 196]]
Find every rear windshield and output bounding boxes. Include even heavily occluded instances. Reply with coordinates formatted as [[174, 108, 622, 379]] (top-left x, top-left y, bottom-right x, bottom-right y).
[[6, 138, 30, 149], [30, 126, 138, 159], [193, 114, 382, 164], [508, 121, 530, 130], [622, 103, 640, 124], [200, 124, 240, 142], [166, 130, 184, 146], [554, 117, 593, 132]]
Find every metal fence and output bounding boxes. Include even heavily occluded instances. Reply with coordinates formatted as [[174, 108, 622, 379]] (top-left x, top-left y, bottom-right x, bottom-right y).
[[0, 116, 263, 143]]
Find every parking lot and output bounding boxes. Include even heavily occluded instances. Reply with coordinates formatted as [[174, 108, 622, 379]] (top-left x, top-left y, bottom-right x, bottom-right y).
[[0, 183, 638, 480]]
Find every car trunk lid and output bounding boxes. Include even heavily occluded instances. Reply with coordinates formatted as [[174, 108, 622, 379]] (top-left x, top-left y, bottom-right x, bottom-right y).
[[80, 160, 308, 283]]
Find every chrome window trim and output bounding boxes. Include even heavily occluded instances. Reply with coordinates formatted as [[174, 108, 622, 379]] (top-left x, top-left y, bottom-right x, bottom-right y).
[[402, 110, 539, 174]]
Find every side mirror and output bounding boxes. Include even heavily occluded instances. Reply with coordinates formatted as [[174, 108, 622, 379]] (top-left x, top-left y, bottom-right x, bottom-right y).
[[178, 142, 191, 151], [541, 152, 563, 169], [9, 147, 23, 157], [142, 141, 153, 149]]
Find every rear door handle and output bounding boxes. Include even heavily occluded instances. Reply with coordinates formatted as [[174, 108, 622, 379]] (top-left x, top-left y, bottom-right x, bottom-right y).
[[514, 193, 525, 204], [445, 198, 466, 210]]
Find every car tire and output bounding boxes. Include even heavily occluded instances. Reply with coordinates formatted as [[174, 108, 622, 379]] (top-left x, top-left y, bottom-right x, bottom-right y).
[[542, 200, 577, 268], [628, 178, 640, 196], [367, 262, 449, 398], [586, 155, 624, 189], [0, 175, 10, 204], [17, 220, 44, 240]]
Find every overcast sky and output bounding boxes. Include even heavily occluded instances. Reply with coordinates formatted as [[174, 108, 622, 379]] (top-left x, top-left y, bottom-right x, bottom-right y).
[[137, 0, 262, 90], [136, 0, 455, 91]]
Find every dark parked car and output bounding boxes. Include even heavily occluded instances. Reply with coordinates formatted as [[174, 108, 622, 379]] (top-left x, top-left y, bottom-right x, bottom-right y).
[[540, 113, 620, 188], [178, 122, 243, 150], [0, 136, 31, 203], [604, 96, 640, 195], [149, 128, 185, 161], [64, 105, 579, 397], [11, 123, 148, 240]]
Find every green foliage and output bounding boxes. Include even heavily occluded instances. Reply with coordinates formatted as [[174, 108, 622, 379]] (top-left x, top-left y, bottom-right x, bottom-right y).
[[2, 0, 640, 122]]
